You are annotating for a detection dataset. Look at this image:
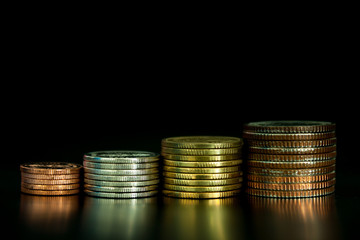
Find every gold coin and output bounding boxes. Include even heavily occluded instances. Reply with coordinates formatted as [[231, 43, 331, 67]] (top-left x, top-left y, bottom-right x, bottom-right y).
[[84, 173, 159, 181], [243, 131, 336, 140], [248, 145, 336, 154], [163, 165, 241, 174], [84, 178, 160, 187], [21, 186, 80, 196], [247, 165, 335, 176], [247, 159, 336, 169], [21, 182, 80, 190], [20, 162, 82, 174], [84, 184, 158, 193], [164, 183, 242, 192], [161, 147, 241, 155], [243, 121, 336, 133], [247, 171, 336, 183], [21, 177, 81, 185], [248, 151, 337, 161], [162, 189, 241, 199], [162, 153, 241, 161], [164, 177, 243, 186], [246, 185, 335, 198], [84, 189, 158, 198], [163, 159, 243, 168], [83, 167, 158, 175], [20, 172, 81, 180], [163, 171, 243, 180], [161, 136, 243, 149], [83, 161, 159, 169], [247, 138, 337, 148], [247, 178, 336, 190]]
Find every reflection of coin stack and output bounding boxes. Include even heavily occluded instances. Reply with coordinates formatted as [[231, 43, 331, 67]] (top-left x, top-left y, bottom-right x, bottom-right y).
[[243, 121, 336, 198], [83, 151, 160, 198], [161, 136, 244, 199], [20, 162, 82, 195]]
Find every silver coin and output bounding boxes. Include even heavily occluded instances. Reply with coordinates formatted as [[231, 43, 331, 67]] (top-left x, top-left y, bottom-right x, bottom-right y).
[[83, 160, 159, 170], [84, 150, 159, 163], [84, 184, 158, 193], [84, 173, 159, 182], [84, 178, 160, 187], [84, 189, 158, 198], [84, 167, 159, 175]]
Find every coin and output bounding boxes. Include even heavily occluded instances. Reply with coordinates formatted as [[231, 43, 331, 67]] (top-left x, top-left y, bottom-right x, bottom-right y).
[[84, 178, 160, 187], [243, 121, 336, 133], [163, 159, 243, 168], [162, 153, 241, 161], [21, 177, 81, 185], [248, 145, 336, 154], [164, 177, 243, 186], [84, 189, 158, 198], [83, 167, 158, 175], [247, 159, 336, 169], [163, 165, 241, 174], [163, 171, 243, 180], [84, 150, 159, 163], [20, 162, 83, 174], [84, 173, 159, 181], [247, 138, 337, 148], [162, 189, 241, 199], [248, 178, 336, 190], [248, 151, 337, 161], [84, 184, 158, 193], [161, 147, 241, 155], [20, 172, 81, 180], [21, 186, 80, 195], [21, 182, 81, 190], [161, 136, 243, 149], [246, 185, 335, 198], [83, 161, 159, 170], [247, 171, 336, 183], [164, 183, 242, 192], [243, 131, 336, 140], [247, 165, 335, 176]]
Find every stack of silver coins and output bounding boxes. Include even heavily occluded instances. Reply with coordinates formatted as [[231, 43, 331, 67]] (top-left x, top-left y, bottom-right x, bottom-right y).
[[83, 151, 160, 198], [243, 121, 336, 198]]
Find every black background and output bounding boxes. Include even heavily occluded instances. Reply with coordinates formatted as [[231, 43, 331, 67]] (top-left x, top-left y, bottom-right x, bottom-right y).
[[3, 5, 359, 240]]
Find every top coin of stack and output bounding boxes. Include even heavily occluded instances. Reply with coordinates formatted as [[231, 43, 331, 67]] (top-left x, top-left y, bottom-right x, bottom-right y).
[[20, 162, 83, 195], [83, 150, 160, 198], [161, 136, 244, 199], [243, 121, 336, 198]]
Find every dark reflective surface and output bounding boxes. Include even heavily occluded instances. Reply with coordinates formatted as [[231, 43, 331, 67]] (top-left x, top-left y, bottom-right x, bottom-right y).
[[246, 194, 341, 240]]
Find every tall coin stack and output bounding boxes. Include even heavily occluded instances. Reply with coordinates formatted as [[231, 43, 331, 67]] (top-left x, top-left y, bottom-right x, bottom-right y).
[[243, 121, 336, 198], [161, 136, 244, 199], [20, 162, 82, 195], [83, 151, 160, 198]]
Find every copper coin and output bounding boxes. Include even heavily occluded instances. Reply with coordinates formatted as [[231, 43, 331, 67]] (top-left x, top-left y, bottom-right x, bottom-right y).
[[246, 185, 335, 198], [20, 172, 81, 180], [243, 131, 336, 140], [248, 145, 336, 154], [21, 177, 81, 185], [247, 159, 336, 169], [247, 138, 337, 148], [247, 172, 336, 183], [20, 162, 82, 174], [247, 165, 335, 176], [243, 121, 336, 133], [248, 151, 337, 161], [21, 186, 80, 196], [21, 182, 80, 190], [247, 178, 336, 190]]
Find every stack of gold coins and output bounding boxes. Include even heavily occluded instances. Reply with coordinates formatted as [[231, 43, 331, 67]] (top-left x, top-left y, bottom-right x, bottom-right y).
[[83, 150, 160, 198], [161, 136, 244, 199], [243, 121, 336, 198], [20, 162, 82, 195]]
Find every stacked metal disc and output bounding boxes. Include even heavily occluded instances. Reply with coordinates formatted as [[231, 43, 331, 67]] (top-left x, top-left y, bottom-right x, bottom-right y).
[[161, 136, 244, 199], [20, 162, 82, 195], [83, 150, 160, 198], [243, 121, 336, 198]]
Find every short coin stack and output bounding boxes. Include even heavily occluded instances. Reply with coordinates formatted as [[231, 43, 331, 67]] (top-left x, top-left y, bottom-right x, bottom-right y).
[[83, 150, 160, 198], [243, 121, 336, 198], [20, 162, 82, 195], [161, 136, 244, 199]]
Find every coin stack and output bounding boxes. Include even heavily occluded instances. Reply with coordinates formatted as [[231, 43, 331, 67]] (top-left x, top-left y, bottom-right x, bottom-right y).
[[83, 151, 160, 198], [161, 136, 244, 199], [243, 121, 336, 198], [20, 162, 82, 195]]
